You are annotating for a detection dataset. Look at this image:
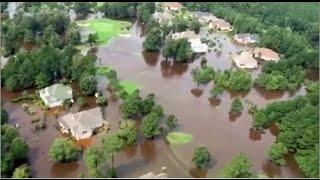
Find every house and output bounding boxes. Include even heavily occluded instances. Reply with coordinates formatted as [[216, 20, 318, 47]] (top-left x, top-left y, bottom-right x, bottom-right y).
[[189, 38, 208, 53], [152, 12, 174, 25], [39, 83, 73, 108], [193, 11, 215, 24], [162, 2, 184, 12], [170, 30, 199, 40], [234, 33, 259, 45], [233, 51, 258, 69], [253, 47, 280, 62], [139, 167, 168, 178], [213, 19, 233, 31], [58, 107, 105, 140]]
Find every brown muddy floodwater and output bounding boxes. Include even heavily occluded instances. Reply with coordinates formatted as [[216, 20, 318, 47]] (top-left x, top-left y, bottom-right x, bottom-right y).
[[2, 19, 317, 178]]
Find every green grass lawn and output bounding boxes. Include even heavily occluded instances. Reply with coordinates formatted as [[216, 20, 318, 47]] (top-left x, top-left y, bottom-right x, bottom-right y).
[[119, 81, 140, 95], [76, 18, 132, 44], [166, 132, 193, 145], [96, 66, 113, 75]]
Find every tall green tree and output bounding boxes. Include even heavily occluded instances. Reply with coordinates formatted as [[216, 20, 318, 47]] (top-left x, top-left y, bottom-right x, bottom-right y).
[[141, 112, 161, 139], [192, 146, 211, 169], [143, 27, 163, 52], [268, 142, 288, 165], [49, 138, 80, 162], [221, 153, 253, 178]]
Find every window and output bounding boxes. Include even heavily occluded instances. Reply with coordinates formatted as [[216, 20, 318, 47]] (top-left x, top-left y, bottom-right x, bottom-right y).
[[83, 130, 87, 134]]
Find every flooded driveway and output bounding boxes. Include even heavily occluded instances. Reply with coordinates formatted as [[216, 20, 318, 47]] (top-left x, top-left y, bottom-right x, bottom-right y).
[[2, 19, 316, 178]]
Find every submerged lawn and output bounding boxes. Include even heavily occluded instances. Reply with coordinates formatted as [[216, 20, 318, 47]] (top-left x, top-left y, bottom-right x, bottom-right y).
[[119, 81, 140, 95], [166, 132, 193, 145], [76, 18, 132, 44], [96, 66, 113, 75]]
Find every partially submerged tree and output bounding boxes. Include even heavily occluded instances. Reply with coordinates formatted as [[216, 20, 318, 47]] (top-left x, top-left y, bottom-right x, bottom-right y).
[[192, 146, 211, 169], [49, 138, 80, 163]]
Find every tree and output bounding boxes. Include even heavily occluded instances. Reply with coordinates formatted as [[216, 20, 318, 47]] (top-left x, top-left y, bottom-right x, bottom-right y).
[[143, 27, 163, 52], [228, 70, 252, 91], [210, 84, 224, 99], [151, 104, 164, 118], [5, 75, 20, 91], [139, 93, 156, 116], [118, 120, 137, 146], [176, 38, 193, 62], [74, 2, 91, 16], [12, 164, 30, 178], [189, 18, 202, 34], [137, 3, 155, 24], [230, 98, 243, 114], [295, 145, 319, 178], [141, 112, 161, 139], [49, 138, 80, 162], [121, 91, 141, 119], [191, 65, 215, 87], [1, 108, 9, 125], [79, 74, 97, 96], [85, 146, 107, 178], [192, 146, 211, 169], [10, 138, 29, 160], [268, 142, 288, 165], [221, 153, 253, 178], [1, 124, 19, 143], [87, 33, 98, 46], [96, 95, 108, 106], [35, 72, 52, 89], [166, 115, 178, 131], [103, 133, 124, 171], [252, 111, 268, 128]]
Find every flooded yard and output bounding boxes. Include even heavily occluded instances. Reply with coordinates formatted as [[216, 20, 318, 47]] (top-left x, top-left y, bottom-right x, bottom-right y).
[[1, 19, 316, 178]]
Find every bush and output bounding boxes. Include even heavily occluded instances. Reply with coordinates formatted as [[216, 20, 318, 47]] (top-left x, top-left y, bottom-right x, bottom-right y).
[[79, 75, 97, 96], [49, 138, 80, 162], [77, 97, 86, 108], [230, 98, 243, 114], [96, 95, 108, 106]]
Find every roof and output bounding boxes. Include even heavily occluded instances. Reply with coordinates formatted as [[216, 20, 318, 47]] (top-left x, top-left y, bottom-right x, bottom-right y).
[[139, 172, 168, 178], [171, 30, 199, 40], [253, 47, 280, 61], [234, 33, 259, 41], [216, 19, 231, 28], [163, 2, 184, 9], [233, 51, 257, 68], [59, 107, 103, 134], [39, 83, 73, 101], [1, 56, 9, 69]]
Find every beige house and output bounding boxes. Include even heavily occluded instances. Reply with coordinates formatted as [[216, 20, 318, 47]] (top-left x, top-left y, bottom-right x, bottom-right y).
[[214, 19, 233, 31], [253, 47, 280, 62], [152, 12, 174, 25], [58, 107, 105, 140], [170, 31, 208, 53], [233, 51, 258, 69], [170, 30, 199, 40]]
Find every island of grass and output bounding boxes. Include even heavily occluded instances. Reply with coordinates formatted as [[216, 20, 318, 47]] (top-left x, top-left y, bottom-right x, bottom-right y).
[[76, 18, 132, 44], [119, 81, 140, 95], [166, 132, 193, 145], [96, 66, 113, 76]]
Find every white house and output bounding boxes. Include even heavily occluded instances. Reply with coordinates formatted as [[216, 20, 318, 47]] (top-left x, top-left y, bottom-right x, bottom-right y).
[[189, 38, 208, 53], [39, 83, 73, 108], [162, 2, 184, 12], [234, 33, 259, 45], [233, 51, 258, 69], [58, 107, 105, 140]]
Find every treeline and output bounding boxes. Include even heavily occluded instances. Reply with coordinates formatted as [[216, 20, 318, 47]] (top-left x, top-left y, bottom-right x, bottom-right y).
[[1, 109, 30, 178], [1, 8, 80, 56], [252, 89, 319, 178], [183, 2, 319, 91]]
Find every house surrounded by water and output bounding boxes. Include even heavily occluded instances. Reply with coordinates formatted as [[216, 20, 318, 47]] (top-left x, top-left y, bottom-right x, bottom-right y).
[[58, 107, 105, 140], [234, 33, 259, 44], [233, 51, 258, 69], [39, 83, 73, 108]]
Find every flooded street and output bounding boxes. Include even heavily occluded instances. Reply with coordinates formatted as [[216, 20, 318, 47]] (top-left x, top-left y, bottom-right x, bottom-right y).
[[1, 17, 316, 178]]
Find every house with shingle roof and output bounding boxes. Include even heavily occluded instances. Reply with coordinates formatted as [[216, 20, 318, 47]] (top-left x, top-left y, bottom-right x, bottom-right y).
[[253, 47, 280, 62], [39, 83, 73, 108], [58, 107, 105, 140]]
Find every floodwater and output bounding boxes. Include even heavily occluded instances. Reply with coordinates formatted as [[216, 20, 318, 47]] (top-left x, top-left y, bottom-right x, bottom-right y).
[[2, 13, 318, 178]]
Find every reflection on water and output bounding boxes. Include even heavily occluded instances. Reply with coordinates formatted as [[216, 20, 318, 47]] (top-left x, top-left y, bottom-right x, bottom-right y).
[[1, 18, 313, 178]]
